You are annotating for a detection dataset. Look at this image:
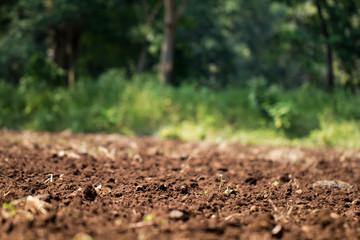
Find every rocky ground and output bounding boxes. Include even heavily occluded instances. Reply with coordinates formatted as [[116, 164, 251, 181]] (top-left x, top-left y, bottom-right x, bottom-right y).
[[0, 130, 359, 240]]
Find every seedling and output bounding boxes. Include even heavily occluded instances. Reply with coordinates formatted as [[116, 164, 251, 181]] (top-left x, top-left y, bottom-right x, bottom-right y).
[[1, 196, 51, 221], [9, 195, 52, 215], [26, 195, 51, 214], [272, 181, 279, 187], [218, 174, 226, 190], [98, 146, 116, 160], [128, 151, 135, 158], [44, 174, 53, 183], [268, 199, 293, 222], [143, 213, 155, 222], [2, 203, 15, 211], [160, 219, 168, 226], [1, 203, 16, 218], [224, 187, 233, 195]]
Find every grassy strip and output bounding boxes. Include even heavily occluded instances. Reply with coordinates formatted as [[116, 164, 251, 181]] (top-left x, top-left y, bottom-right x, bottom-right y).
[[1, 70, 360, 148]]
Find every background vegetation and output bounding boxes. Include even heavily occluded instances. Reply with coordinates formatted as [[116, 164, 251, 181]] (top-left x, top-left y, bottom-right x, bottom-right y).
[[0, 0, 359, 147]]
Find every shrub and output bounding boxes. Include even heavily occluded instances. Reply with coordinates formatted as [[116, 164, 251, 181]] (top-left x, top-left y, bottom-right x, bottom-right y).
[[1, 71, 360, 147]]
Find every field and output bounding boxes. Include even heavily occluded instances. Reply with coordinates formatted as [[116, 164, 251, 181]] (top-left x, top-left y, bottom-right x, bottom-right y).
[[0, 130, 359, 239]]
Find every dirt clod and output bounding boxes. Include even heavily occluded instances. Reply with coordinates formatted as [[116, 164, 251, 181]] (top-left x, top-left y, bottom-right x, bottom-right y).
[[179, 185, 188, 194], [83, 185, 97, 201]]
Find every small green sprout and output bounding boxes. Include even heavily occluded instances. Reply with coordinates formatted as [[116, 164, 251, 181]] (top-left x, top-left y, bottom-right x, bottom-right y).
[[143, 213, 155, 222], [224, 187, 233, 195], [218, 174, 226, 190], [1, 203, 16, 218], [3, 203, 15, 211], [160, 219, 167, 226], [128, 151, 135, 158], [272, 181, 279, 187]]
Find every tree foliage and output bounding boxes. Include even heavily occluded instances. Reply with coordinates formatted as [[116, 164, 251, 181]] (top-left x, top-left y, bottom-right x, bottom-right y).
[[0, 0, 359, 88]]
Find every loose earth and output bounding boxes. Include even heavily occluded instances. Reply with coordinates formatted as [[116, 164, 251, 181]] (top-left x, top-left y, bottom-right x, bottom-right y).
[[0, 130, 359, 240]]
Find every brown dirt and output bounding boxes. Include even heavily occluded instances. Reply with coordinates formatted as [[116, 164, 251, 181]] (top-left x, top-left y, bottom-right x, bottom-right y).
[[0, 129, 359, 240]]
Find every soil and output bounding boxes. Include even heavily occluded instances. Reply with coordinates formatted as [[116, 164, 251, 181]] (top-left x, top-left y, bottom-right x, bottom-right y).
[[0, 129, 359, 240]]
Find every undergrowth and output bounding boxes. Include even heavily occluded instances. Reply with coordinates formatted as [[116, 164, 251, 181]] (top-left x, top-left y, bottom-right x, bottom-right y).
[[1, 69, 360, 148]]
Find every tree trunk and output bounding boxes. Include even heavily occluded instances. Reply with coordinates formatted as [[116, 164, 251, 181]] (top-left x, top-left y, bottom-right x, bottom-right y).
[[159, 0, 188, 85], [137, 42, 149, 73], [66, 35, 75, 87], [137, 0, 163, 74], [50, 26, 81, 88], [315, 0, 335, 90], [160, 0, 175, 84]]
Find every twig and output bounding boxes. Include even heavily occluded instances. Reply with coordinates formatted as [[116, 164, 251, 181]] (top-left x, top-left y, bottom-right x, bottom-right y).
[[0, 171, 17, 184], [269, 199, 294, 222], [44, 174, 53, 183], [225, 213, 241, 221], [268, 199, 278, 212], [129, 221, 154, 228]]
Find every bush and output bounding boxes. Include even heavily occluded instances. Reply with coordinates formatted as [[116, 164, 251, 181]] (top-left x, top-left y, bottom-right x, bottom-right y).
[[1, 71, 360, 147], [248, 78, 298, 131], [264, 100, 296, 130], [24, 53, 66, 87]]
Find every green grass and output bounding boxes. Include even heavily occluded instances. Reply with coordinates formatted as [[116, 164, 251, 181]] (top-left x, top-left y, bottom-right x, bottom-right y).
[[1, 69, 360, 148]]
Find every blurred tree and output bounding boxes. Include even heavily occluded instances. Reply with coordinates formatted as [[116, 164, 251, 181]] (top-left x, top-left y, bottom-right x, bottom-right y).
[[0, 0, 36, 83], [159, 0, 188, 85], [319, 0, 360, 89], [0, 0, 359, 90], [314, 0, 334, 89], [44, 0, 86, 87], [173, 0, 237, 86], [77, 0, 140, 78], [217, 0, 312, 86], [0, 0, 141, 86], [281, 0, 360, 89], [0, 0, 91, 86], [136, 0, 162, 73]]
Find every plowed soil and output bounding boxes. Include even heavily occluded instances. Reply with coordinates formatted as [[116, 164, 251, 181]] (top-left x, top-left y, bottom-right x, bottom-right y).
[[0, 130, 359, 240]]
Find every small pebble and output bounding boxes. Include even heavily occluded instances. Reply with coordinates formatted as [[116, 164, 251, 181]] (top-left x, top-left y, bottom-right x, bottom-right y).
[[83, 185, 97, 201], [272, 224, 283, 237], [72, 232, 93, 240], [169, 210, 184, 220], [296, 189, 303, 194], [313, 180, 353, 190]]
